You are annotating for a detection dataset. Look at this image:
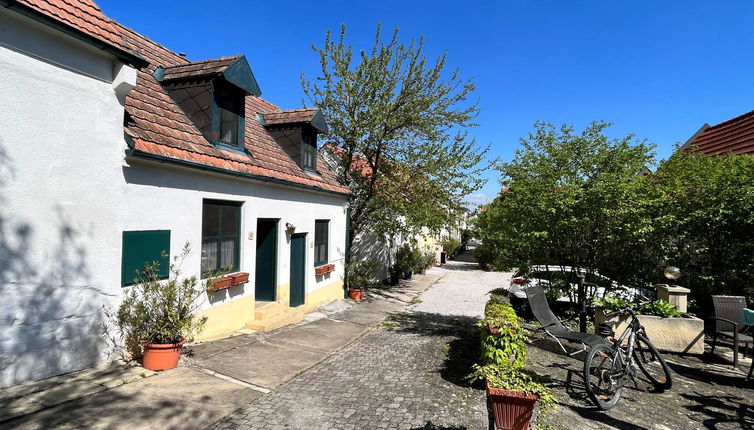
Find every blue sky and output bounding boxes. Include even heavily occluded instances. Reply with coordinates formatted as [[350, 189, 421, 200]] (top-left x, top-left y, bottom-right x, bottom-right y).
[[99, 1, 754, 205]]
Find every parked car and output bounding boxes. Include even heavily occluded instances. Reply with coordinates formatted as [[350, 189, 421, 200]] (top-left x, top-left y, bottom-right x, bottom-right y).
[[508, 265, 638, 304]]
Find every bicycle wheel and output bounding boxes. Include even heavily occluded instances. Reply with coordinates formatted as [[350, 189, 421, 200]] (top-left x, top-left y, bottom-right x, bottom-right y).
[[584, 344, 624, 410], [633, 333, 672, 390]]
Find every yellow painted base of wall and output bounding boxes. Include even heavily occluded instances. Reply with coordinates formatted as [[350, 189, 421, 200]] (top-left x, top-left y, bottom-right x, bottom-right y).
[[195, 295, 255, 341], [194, 280, 345, 339], [302, 279, 345, 312]]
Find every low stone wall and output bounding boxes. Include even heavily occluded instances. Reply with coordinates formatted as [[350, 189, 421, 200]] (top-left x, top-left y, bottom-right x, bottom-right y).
[[595, 311, 704, 355]]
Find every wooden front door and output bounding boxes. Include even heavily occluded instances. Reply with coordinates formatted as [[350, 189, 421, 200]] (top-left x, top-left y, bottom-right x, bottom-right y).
[[255, 219, 277, 301], [289, 233, 306, 307]]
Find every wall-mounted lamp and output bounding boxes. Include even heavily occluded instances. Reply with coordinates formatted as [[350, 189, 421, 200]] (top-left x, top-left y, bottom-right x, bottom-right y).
[[285, 222, 296, 235]]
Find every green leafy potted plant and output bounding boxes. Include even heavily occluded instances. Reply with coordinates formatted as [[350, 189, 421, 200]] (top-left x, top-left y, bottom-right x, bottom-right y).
[[395, 243, 421, 280], [111, 242, 213, 371], [471, 300, 555, 429], [346, 259, 379, 300], [469, 364, 556, 430]]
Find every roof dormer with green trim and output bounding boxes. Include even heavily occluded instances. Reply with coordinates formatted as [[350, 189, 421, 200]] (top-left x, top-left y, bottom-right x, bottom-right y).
[[154, 55, 261, 153]]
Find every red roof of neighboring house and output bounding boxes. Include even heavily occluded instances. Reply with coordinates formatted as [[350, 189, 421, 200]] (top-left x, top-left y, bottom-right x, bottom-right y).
[[683, 109, 754, 156], [323, 143, 374, 178], [114, 23, 349, 195], [12, 0, 141, 63]]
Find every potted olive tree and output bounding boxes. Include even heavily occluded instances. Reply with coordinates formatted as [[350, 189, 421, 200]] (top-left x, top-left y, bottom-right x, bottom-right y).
[[111, 242, 214, 371]]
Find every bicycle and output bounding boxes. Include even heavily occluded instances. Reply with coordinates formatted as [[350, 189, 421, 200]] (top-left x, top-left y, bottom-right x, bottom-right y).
[[583, 302, 673, 410]]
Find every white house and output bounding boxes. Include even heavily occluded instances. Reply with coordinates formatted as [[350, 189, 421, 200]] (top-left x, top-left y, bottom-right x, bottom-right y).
[[0, 0, 350, 388]]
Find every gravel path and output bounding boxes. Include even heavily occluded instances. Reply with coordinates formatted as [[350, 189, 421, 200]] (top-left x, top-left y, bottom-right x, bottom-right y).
[[412, 252, 511, 320]]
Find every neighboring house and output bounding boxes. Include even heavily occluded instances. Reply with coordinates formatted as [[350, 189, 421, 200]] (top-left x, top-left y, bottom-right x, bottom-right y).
[[0, 0, 349, 388], [321, 144, 459, 278], [681, 108, 754, 155]]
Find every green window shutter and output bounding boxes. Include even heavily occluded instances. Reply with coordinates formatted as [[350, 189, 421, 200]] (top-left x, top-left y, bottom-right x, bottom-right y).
[[121, 230, 171, 286]]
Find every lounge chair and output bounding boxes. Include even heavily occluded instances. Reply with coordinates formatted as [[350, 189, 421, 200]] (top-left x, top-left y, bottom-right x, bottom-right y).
[[710, 295, 753, 368], [526, 284, 609, 356]]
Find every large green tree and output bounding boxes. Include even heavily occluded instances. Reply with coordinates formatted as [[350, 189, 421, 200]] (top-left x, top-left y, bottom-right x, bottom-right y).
[[302, 25, 488, 251], [653, 150, 754, 308], [478, 121, 658, 289]]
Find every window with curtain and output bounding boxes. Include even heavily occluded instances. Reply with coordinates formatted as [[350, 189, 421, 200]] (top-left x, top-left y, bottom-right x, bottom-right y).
[[314, 220, 329, 266], [302, 130, 317, 171], [201, 200, 241, 275], [214, 82, 244, 149]]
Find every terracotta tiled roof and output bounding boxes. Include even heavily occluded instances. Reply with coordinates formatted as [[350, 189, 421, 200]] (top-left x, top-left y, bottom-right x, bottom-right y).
[[160, 56, 240, 81], [264, 109, 318, 125], [114, 22, 350, 195], [13, 0, 138, 58], [324, 143, 374, 177], [685, 109, 754, 156]]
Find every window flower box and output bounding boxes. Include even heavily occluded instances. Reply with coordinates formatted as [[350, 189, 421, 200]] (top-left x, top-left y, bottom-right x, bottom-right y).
[[208, 276, 233, 292], [229, 272, 249, 285], [315, 264, 335, 276]]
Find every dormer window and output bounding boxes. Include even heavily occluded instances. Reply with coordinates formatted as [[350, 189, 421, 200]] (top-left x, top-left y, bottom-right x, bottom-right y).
[[302, 129, 317, 172], [154, 55, 261, 153], [214, 82, 244, 150], [260, 108, 329, 173]]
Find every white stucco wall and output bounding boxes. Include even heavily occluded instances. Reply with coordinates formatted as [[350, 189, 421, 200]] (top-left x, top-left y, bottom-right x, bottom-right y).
[[0, 9, 129, 388], [120, 159, 348, 313]]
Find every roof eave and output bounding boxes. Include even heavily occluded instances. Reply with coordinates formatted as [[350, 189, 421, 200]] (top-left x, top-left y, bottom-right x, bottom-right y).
[[126, 147, 351, 197], [2, 0, 148, 68]]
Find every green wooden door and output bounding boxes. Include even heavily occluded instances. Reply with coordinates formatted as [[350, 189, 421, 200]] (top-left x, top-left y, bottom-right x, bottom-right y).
[[255, 220, 277, 301], [289, 233, 306, 307]]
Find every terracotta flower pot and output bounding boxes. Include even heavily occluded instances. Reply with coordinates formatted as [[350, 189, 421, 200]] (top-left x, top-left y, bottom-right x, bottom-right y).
[[142, 340, 184, 371], [486, 381, 539, 430], [487, 325, 500, 335], [348, 288, 364, 300]]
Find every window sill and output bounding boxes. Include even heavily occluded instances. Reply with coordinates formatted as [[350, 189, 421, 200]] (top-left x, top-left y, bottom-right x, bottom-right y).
[[314, 264, 335, 276]]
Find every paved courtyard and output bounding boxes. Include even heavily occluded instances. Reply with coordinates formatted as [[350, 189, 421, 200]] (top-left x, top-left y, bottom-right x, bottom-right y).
[[210, 253, 508, 430], [211, 252, 754, 430]]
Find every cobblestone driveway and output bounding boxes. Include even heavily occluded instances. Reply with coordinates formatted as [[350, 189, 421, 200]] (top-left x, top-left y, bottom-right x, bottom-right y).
[[210, 254, 509, 430]]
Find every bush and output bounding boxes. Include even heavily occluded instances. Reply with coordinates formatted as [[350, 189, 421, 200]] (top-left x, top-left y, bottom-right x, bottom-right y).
[[418, 249, 436, 271], [395, 243, 422, 275], [480, 303, 527, 369], [346, 259, 380, 290], [474, 243, 496, 269], [110, 243, 210, 345], [488, 288, 510, 306], [593, 297, 683, 318], [442, 237, 462, 257]]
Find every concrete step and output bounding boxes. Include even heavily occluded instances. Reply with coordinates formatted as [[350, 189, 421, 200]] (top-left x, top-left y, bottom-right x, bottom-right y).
[[254, 301, 288, 320], [245, 307, 306, 332]]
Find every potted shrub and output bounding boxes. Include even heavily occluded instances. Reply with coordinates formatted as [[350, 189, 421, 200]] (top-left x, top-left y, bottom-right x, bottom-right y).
[[346, 260, 379, 300], [396, 243, 423, 279], [111, 243, 214, 371], [469, 365, 556, 430], [418, 249, 436, 274], [479, 302, 527, 366]]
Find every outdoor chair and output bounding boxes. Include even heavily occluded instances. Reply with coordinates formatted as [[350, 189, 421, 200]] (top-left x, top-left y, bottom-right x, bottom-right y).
[[525, 284, 609, 356], [710, 295, 753, 368]]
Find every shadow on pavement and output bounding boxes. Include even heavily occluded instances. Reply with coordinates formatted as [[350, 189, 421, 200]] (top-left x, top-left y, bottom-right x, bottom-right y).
[[386, 311, 481, 390], [680, 391, 754, 430]]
